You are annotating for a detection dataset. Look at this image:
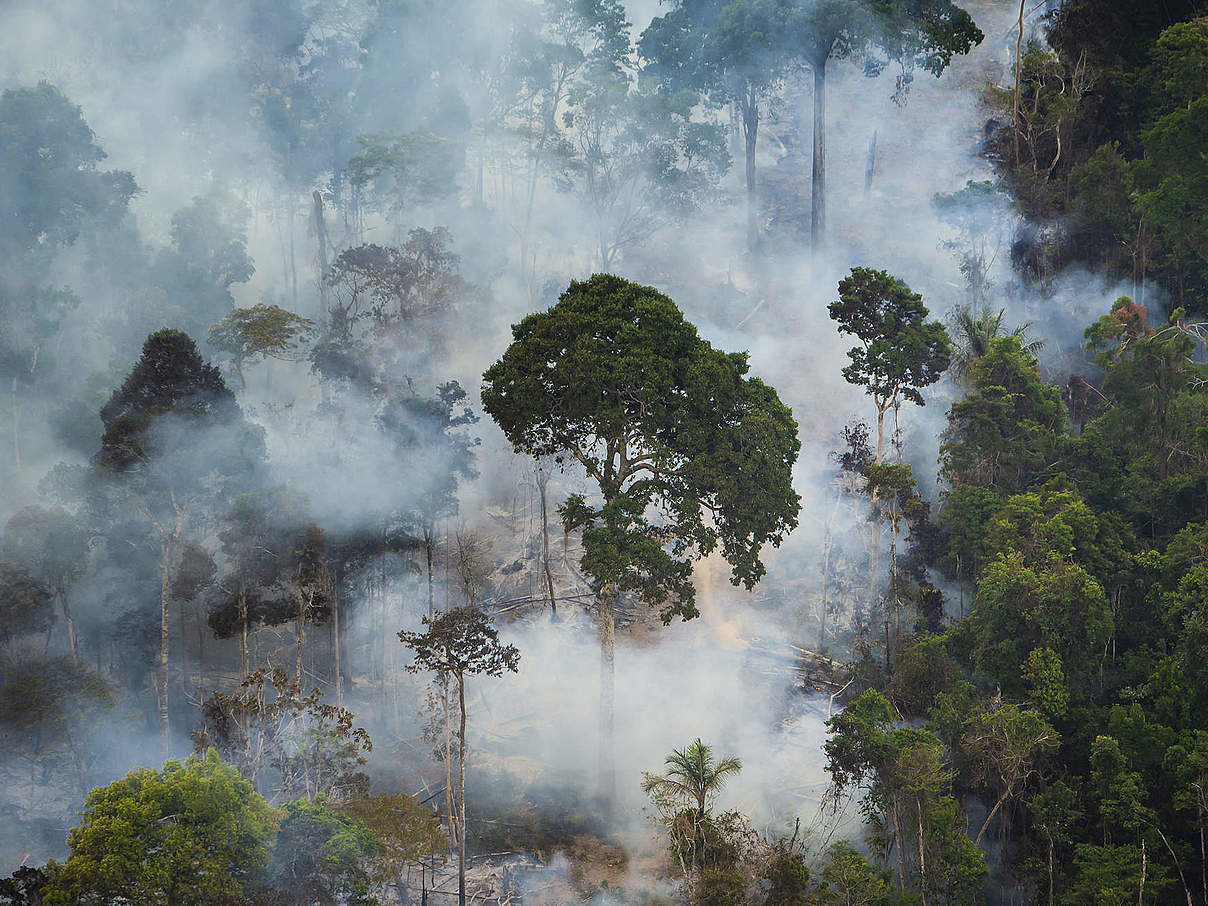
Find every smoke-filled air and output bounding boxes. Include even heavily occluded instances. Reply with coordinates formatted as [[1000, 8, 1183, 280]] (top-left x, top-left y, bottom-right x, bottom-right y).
[[5, 0, 1208, 904]]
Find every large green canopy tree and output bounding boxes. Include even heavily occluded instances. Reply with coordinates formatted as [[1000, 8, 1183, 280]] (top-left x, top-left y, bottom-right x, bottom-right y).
[[481, 274, 800, 807], [41, 750, 279, 906]]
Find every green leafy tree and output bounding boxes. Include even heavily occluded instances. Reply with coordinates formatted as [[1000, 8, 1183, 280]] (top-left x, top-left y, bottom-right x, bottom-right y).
[[1164, 731, 1208, 906], [565, 74, 730, 268], [818, 841, 890, 906], [823, 688, 985, 902], [0, 82, 136, 261], [41, 750, 279, 906], [482, 274, 799, 807], [829, 267, 950, 464], [338, 793, 447, 891], [642, 738, 743, 874], [947, 306, 1041, 383], [961, 703, 1058, 846], [0, 656, 116, 798], [271, 796, 378, 906], [940, 336, 1064, 494], [208, 303, 315, 402], [345, 130, 459, 222], [934, 180, 1010, 306], [399, 607, 520, 906], [0, 563, 55, 654]]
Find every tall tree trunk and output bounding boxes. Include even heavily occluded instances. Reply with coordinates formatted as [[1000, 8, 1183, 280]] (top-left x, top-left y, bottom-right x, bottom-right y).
[[819, 505, 834, 652], [59, 593, 77, 661], [425, 525, 436, 617], [159, 517, 182, 759], [917, 794, 928, 906], [811, 61, 827, 252], [443, 674, 457, 862], [1139, 838, 1147, 906], [312, 190, 331, 332], [239, 583, 250, 678], [741, 87, 759, 250], [1014, 0, 1025, 169], [865, 130, 878, 196], [331, 576, 343, 705], [235, 362, 246, 408], [295, 585, 310, 687], [458, 671, 468, 906], [599, 585, 617, 812], [537, 463, 557, 619], [1199, 816, 1205, 906], [11, 376, 20, 470]]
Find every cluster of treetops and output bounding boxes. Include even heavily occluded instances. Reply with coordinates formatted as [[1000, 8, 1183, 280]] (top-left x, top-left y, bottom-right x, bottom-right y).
[[993, 0, 1208, 312], [7, 1, 1208, 904], [7, 249, 1208, 906]]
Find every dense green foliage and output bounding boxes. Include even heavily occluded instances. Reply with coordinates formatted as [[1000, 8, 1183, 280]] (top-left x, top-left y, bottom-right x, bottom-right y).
[[41, 750, 279, 906], [482, 274, 800, 621]]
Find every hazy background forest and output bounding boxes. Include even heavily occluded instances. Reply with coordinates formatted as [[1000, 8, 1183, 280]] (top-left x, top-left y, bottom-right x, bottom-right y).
[[5, 0, 1208, 904]]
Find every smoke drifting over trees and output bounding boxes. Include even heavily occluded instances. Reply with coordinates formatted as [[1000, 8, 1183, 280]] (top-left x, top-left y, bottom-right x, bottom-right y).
[[8, 0, 1208, 904]]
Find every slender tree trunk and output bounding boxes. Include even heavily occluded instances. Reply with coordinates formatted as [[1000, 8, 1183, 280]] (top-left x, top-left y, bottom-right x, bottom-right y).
[[1199, 817, 1205, 906], [11, 376, 20, 470], [599, 585, 617, 812], [331, 576, 342, 705], [819, 489, 840, 651], [458, 671, 468, 906], [312, 190, 331, 331], [917, 795, 928, 906], [1140, 838, 1147, 906], [60, 593, 77, 661], [875, 403, 888, 464], [976, 785, 1013, 845], [159, 518, 181, 759], [295, 586, 310, 687], [811, 61, 827, 252], [1047, 830, 1055, 906], [741, 87, 759, 251], [537, 463, 557, 619], [238, 586, 250, 676], [425, 526, 436, 617], [235, 362, 246, 408], [865, 130, 878, 196], [443, 675, 457, 861], [1014, 0, 1025, 169], [890, 512, 901, 640]]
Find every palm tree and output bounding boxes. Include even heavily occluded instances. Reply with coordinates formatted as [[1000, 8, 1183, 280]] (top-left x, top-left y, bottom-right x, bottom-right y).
[[949, 306, 1043, 381], [641, 738, 743, 819]]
